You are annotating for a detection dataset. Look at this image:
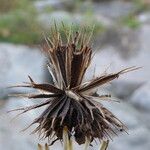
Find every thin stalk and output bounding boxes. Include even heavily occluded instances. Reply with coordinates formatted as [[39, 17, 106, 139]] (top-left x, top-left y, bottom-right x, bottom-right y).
[[63, 126, 73, 150], [38, 144, 49, 150], [38, 144, 43, 150], [84, 137, 91, 150], [100, 140, 109, 150]]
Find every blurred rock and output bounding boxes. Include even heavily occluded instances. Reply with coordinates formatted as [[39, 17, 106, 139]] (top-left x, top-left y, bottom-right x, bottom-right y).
[[96, 26, 140, 59], [0, 98, 37, 150], [38, 11, 73, 28], [109, 126, 150, 150], [90, 24, 150, 88], [93, 0, 135, 19], [104, 95, 150, 150], [34, 0, 66, 11], [138, 12, 150, 24], [36, 0, 136, 30], [131, 82, 150, 111], [90, 101, 150, 150], [103, 102, 140, 129], [88, 45, 146, 86], [35, 0, 58, 9], [109, 80, 142, 99], [0, 43, 45, 99], [0, 43, 50, 150]]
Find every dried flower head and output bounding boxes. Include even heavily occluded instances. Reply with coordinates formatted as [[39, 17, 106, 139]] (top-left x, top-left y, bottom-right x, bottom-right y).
[[10, 25, 139, 146]]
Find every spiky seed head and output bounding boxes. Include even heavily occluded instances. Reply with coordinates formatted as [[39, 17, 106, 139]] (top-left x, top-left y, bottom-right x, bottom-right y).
[[10, 24, 139, 146]]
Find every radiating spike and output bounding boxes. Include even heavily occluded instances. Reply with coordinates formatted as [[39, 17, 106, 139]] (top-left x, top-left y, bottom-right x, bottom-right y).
[[8, 82, 63, 94], [83, 94, 120, 103], [28, 75, 34, 83], [8, 93, 60, 99], [78, 67, 140, 92], [118, 66, 142, 75], [7, 98, 51, 113]]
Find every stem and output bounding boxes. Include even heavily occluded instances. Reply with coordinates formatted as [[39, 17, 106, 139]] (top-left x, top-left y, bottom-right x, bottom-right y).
[[84, 137, 91, 150], [100, 140, 109, 150], [45, 144, 49, 150], [63, 126, 73, 150], [37, 144, 49, 150], [38, 144, 43, 150]]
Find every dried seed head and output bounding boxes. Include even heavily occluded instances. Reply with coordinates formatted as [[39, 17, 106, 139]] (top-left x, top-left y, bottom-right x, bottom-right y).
[[10, 24, 139, 146]]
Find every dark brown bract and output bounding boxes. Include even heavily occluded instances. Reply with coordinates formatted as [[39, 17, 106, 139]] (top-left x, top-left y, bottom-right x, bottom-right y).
[[10, 25, 138, 146]]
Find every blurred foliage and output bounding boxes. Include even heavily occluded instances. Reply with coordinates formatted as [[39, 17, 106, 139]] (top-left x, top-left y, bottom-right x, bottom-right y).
[[0, 0, 43, 45], [121, 15, 141, 29], [47, 18, 105, 44], [42, 6, 54, 14], [0, 0, 148, 44], [120, 0, 149, 29], [0, 0, 20, 13], [63, 0, 106, 34], [0, 12, 43, 44], [133, 0, 150, 13], [0, 0, 105, 45], [0, 0, 36, 13]]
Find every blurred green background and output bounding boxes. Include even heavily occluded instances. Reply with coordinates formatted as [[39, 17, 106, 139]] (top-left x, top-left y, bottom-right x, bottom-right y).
[[0, 0, 149, 45]]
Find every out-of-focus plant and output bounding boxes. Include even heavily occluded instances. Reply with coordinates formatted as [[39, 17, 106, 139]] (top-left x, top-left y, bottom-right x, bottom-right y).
[[0, 0, 43, 44], [0, 0, 19, 13], [0, 12, 43, 44], [133, 0, 150, 14], [0, 0, 106, 45], [0, 0, 34, 13], [121, 15, 141, 29], [120, 0, 150, 29]]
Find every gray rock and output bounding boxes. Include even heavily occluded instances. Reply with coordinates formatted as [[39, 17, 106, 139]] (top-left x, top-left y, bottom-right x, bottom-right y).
[[96, 26, 140, 59], [109, 126, 150, 150], [0, 99, 38, 150], [38, 11, 73, 28], [131, 82, 150, 111], [89, 101, 150, 150], [93, 0, 135, 19], [102, 102, 139, 129], [138, 12, 150, 24], [0, 43, 45, 99], [91, 126, 150, 150], [90, 99, 148, 150], [88, 24, 150, 94], [109, 80, 142, 99], [34, 0, 66, 11]]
